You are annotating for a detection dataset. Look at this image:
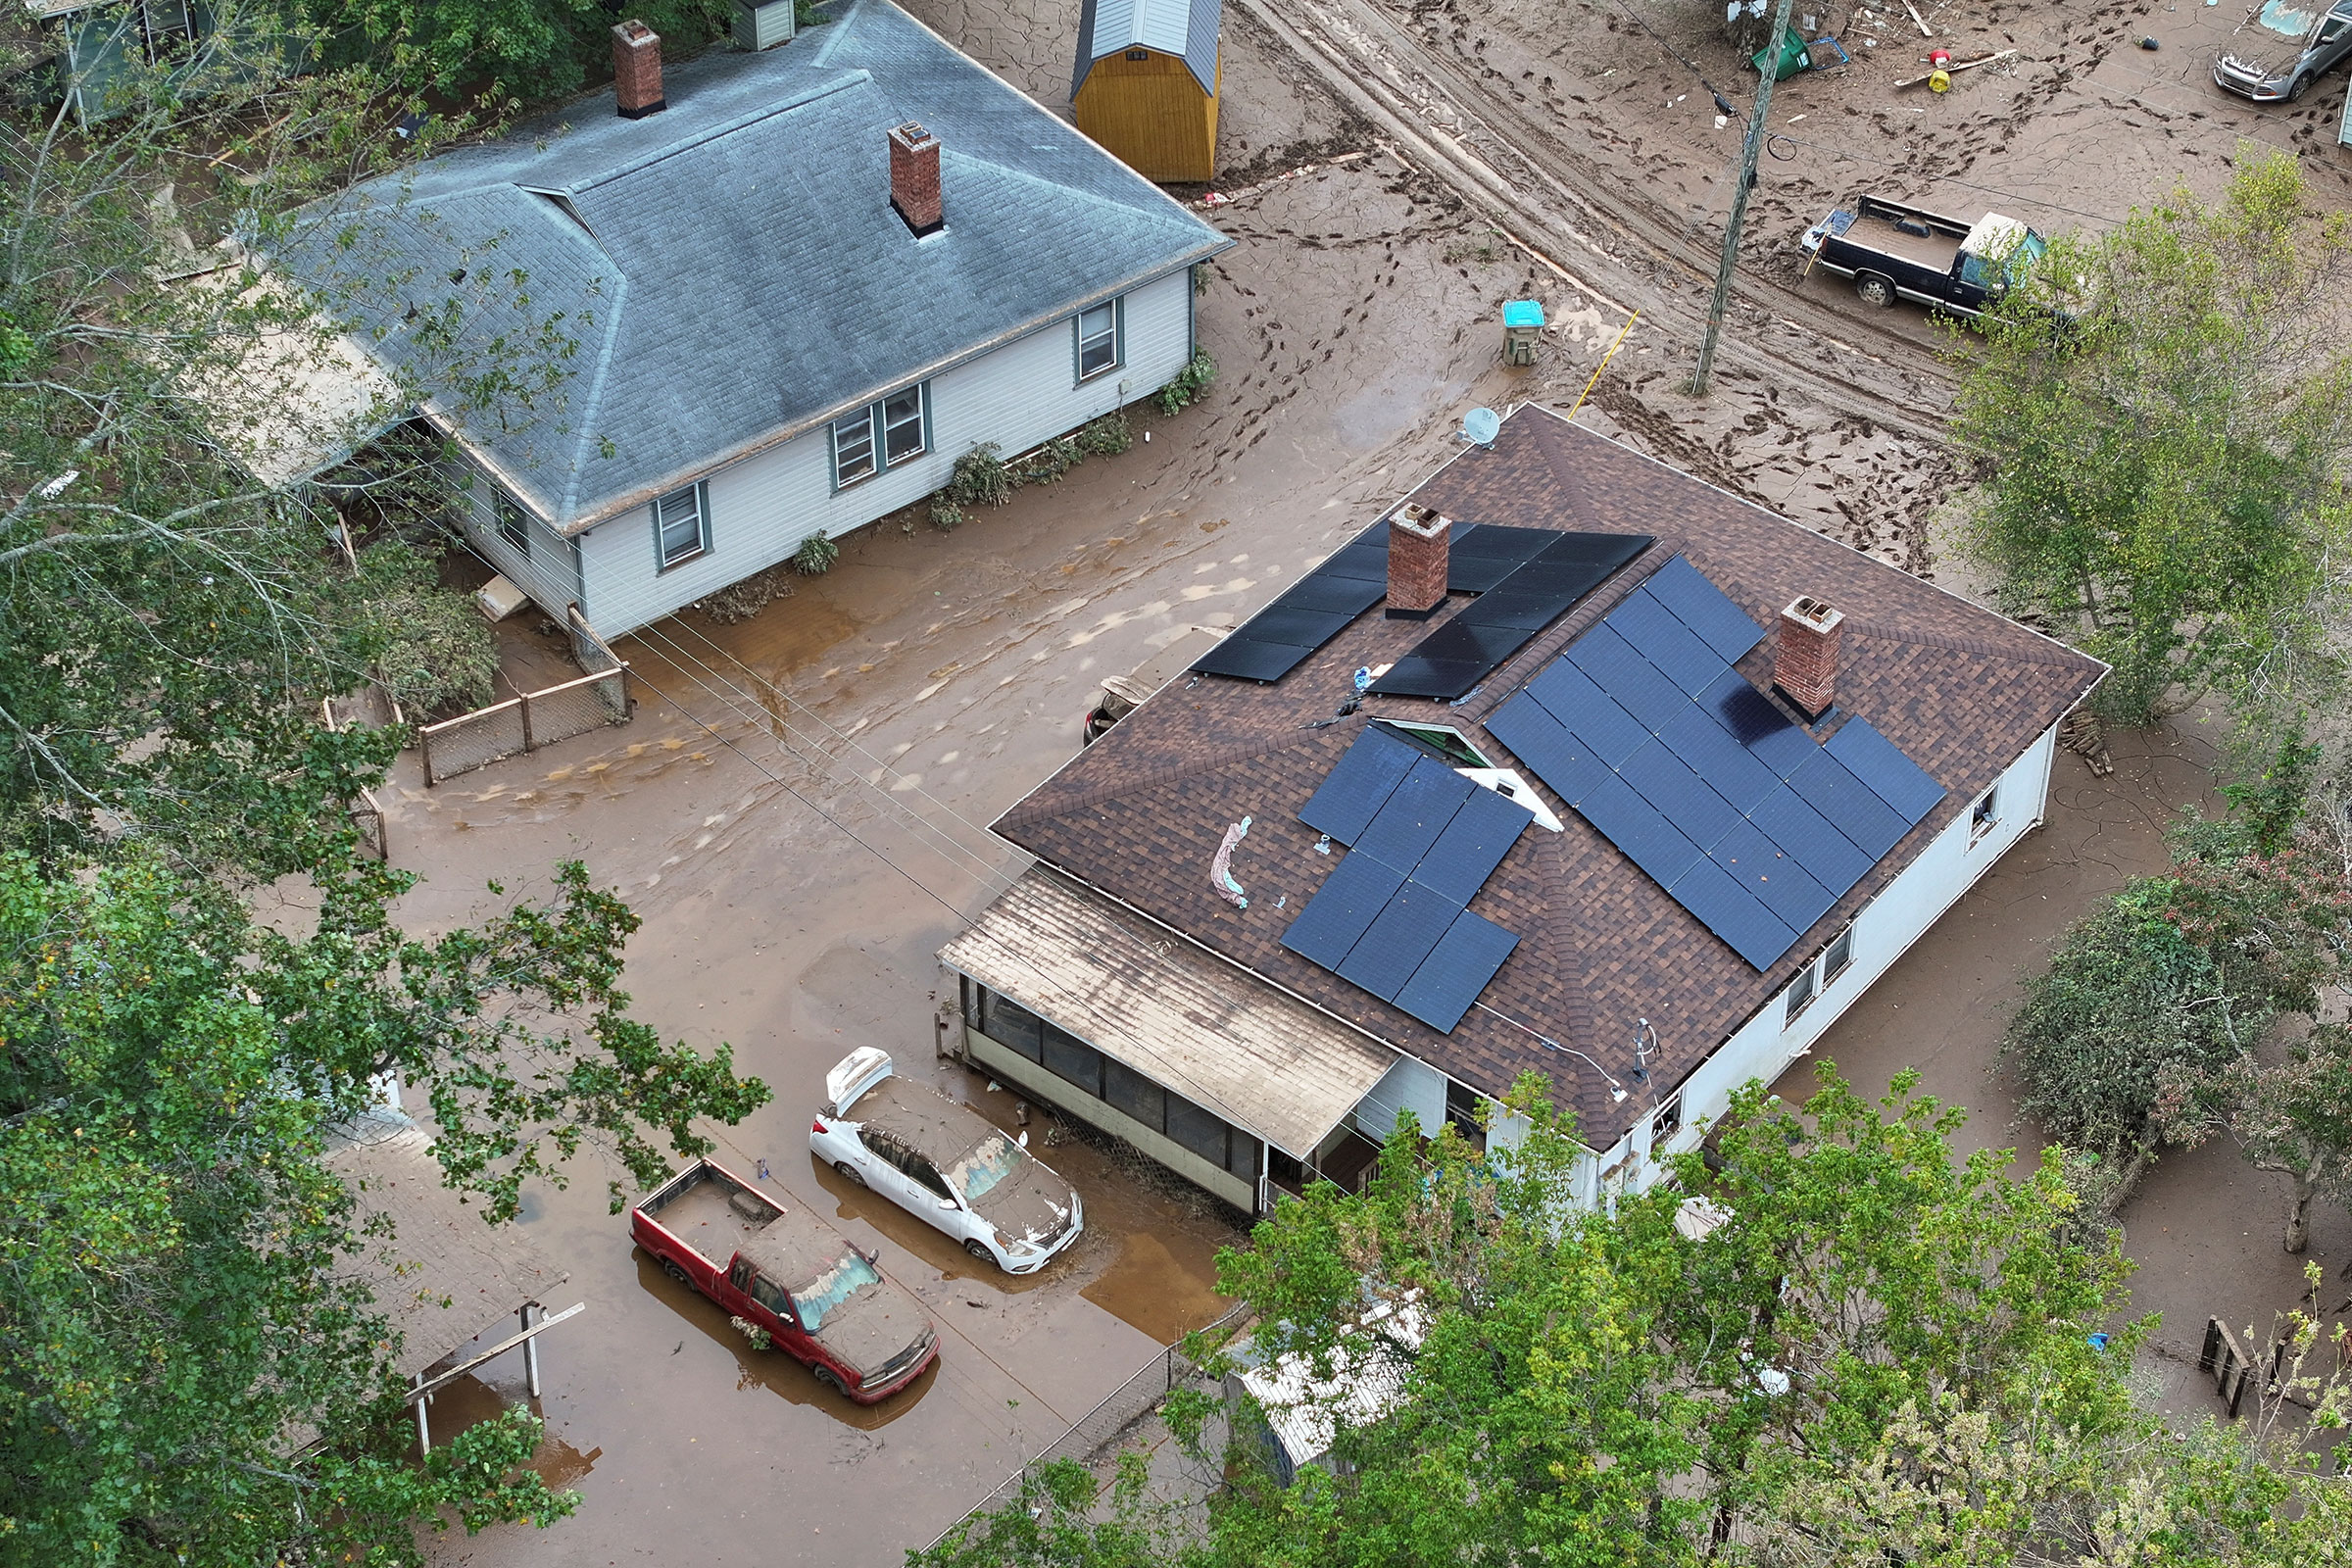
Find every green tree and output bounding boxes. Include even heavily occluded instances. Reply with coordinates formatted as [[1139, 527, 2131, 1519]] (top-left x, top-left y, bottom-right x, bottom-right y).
[[303, 0, 740, 105], [2157, 1023, 2352, 1254], [0, 843, 769, 1562], [1953, 149, 2352, 753]]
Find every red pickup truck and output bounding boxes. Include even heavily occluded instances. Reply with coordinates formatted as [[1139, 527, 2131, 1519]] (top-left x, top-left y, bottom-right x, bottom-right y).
[[631, 1158, 937, 1403]]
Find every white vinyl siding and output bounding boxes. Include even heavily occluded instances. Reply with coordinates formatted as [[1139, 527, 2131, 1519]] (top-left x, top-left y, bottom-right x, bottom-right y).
[[578, 266, 1196, 635], [446, 461, 577, 619]]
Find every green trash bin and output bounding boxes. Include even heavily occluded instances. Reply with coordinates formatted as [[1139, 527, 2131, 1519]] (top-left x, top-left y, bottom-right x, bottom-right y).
[[1750, 25, 1813, 82]]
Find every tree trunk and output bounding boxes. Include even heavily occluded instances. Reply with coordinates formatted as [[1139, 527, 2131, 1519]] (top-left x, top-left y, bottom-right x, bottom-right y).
[[2284, 1169, 2318, 1254]]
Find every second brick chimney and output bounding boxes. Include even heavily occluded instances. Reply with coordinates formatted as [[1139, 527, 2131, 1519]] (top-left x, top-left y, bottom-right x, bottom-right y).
[[1774, 595, 1843, 720], [1386, 504, 1449, 619], [889, 122, 943, 236], [612, 21, 665, 119]]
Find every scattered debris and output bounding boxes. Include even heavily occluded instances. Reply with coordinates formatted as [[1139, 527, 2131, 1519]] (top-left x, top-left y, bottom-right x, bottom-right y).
[[2060, 708, 2114, 776]]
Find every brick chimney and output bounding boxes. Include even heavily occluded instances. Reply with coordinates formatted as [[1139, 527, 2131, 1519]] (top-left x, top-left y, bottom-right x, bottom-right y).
[[1386, 503, 1449, 619], [612, 21, 665, 120], [889, 122, 943, 236], [1774, 595, 1843, 720]]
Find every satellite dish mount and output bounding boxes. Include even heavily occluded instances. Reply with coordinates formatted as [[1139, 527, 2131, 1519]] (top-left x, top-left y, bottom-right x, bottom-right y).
[[1460, 407, 1501, 447]]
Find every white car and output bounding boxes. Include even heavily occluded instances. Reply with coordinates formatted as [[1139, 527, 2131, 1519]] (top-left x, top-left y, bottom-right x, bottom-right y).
[[809, 1049, 1084, 1274]]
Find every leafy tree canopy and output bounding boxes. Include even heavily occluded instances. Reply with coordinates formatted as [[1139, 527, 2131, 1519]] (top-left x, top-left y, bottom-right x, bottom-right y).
[[1954, 149, 2352, 761]]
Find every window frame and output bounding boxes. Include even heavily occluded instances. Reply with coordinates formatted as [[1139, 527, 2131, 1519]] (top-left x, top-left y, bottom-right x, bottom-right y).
[[831, 405, 878, 489], [1970, 784, 1999, 841], [830, 383, 931, 491], [495, 491, 530, 557], [1376, 719, 1494, 769], [653, 481, 708, 571], [1649, 1096, 1683, 1147], [881, 385, 927, 466], [1783, 960, 1819, 1025], [1074, 298, 1121, 383], [1823, 923, 1854, 986]]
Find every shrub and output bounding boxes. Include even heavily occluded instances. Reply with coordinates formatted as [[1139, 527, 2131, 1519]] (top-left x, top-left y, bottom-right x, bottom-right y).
[[1152, 349, 1217, 415], [944, 441, 1015, 508], [1077, 411, 1133, 456], [372, 583, 500, 717], [701, 563, 794, 624], [929, 498, 964, 532], [792, 529, 839, 574], [1025, 434, 1085, 484]]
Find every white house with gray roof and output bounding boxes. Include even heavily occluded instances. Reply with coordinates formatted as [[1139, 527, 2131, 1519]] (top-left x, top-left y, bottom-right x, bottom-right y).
[[275, 1, 1230, 637]]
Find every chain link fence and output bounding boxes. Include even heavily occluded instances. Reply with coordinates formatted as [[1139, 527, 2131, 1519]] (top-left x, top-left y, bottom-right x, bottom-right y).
[[419, 610, 630, 786], [925, 1301, 1249, 1550]]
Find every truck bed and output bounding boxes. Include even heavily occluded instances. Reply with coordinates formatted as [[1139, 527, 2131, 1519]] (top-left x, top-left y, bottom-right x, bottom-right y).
[[634, 1161, 783, 1272], [1843, 208, 1962, 272]]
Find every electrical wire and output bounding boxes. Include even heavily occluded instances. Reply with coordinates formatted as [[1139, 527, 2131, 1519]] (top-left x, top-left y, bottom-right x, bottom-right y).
[[1604, 0, 1745, 118], [1761, 131, 2129, 224]]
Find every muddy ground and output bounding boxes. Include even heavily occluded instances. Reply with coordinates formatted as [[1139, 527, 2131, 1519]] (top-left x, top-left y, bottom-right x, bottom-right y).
[[392, 2, 2352, 1563]]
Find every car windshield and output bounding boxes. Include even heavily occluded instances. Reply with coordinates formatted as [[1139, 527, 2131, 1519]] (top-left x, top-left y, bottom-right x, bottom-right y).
[[945, 1131, 1029, 1202], [2257, 0, 2316, 38], [793, 1248, 882, 1332]]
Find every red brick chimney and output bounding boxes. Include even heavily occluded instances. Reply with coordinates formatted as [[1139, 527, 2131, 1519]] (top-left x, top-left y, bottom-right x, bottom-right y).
[[612, 21, 665, 120], [889, 122, 943, 236], [1386, 504, 1449, 619], [1774, 595, 1843, 720]]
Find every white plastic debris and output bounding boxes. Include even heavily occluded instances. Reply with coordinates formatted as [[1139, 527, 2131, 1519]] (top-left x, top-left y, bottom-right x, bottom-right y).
[[474, 573, 531, 621]]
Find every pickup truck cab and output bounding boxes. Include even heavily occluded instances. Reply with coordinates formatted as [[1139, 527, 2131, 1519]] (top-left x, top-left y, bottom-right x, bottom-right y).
[[631, 1157, 937, 1403], [1800, 196, 2047, 318]]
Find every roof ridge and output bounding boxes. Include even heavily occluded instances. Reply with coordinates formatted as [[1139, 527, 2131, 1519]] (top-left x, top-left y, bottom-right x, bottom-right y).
[[996, 720, 1358, 832], [1842, 617, 2096, 669], [565, 70, 872, 195]]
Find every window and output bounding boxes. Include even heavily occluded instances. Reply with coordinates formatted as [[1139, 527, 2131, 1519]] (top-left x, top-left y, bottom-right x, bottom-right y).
[[1226, 1128, 1262, 1180], [979, 990, 1043, 1061], [495, 492, 530, 556], [832, 407, 876, 486], [1042, 1024, 1103, 1099], [1650, 1096, 1683, 1146], [1784, 960, 1818, 1025], [1104, 1058, 1166, 1133], [882, 386, 925, 466], [1124, 47, 1150, 59], [1824, 924, 1854, 985], [654, 483, 707, 569], [1971, 785, 1999, 840], [746, 1271, 793, 1317], [1076, 300, 1119, 381], [906, 1157, 954, 1202], [1166, 1096, 1228, 1165]]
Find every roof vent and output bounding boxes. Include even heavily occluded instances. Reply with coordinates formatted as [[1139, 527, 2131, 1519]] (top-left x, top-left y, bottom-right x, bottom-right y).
[[889, 122, 943, 237], [1386, 503, 1449, 620], [1774, 595, 1843, 720], [612, 21, 666, 120]]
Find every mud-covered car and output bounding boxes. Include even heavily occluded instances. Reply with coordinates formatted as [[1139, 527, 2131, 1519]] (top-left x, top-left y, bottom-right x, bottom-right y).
[[2215, 0, 2352, 100], [809, 1048, 1084, 1273], [631, 1157, 937, 1402]]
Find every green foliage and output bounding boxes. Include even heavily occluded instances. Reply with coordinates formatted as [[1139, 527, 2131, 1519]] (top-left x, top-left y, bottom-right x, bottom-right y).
[[1025, 434, 1085, 484], [1953, 151, 2352, 751], [928, 498, 965, 532], [913, 1455, 1188, 1568], [2006, 820, 2351, 1162], [0, 846, 767, 1560], [792, 529, 839, 574], [368, 563, 502, 716], [945, 441, 1016, 509], [1077, 411, 1134, 456], [2221, 723, 2325, 855], [305, 0, 737, 105], [1152, 350, 1218, 415]]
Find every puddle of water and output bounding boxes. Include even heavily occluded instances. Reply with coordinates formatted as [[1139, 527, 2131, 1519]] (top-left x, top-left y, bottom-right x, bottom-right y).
[[409, 1373, 601, 1486], [808, 1155, 1059, 1296]]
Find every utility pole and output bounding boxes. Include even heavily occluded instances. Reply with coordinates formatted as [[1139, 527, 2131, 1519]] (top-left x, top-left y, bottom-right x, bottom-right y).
[[1690, 0, 1797, 397]]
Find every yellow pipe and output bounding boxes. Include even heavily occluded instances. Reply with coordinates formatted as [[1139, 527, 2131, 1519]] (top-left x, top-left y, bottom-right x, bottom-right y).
[[1566, 309, 1641, 422]]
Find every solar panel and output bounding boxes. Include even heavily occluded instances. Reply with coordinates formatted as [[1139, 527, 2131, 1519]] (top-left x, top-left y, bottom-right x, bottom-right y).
[[1667, 857, 1795, 970], [1393, 908, 1521, 1033], [1279, 853, 1406, 968], [1708, 818, 1838, 935], [1338, 879, 1463, 1000], [1825, 717, 1945, 824], [1618, 740, 1740, 853], [1238, 604, 1354, 650], [1605, 590, 1724, 696], [1414, 784, 1535, 904], [1298, 725, 1421, 844], [1368, 653, 1492, 699], [1459, 589, 1576, 630], [1277, 573, 1390, 616], [1787, 750, 1910, 860], [1487, 555, 1942, 970], [1405, 618, 1537, 669], [1189, 638, 1308, 683], [1641, 555, 1766, 662], [1369, 531, 1654, 700], [1319, 539, 1391, 581], [1448, 525, 1555, 591], [1356, 757, 1477, 871], [1746, 781, 1873, 893]]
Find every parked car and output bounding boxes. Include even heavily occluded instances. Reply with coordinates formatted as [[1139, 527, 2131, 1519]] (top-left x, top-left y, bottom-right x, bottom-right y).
[[1799, 195, 2049, 318], [810, 1048, 1084, 1273], [631, 1156, 937, 1403], [2215, 0, 2352, 100]]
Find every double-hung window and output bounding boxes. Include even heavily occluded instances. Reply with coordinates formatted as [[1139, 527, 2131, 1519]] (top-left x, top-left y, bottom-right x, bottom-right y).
[[1076, 299, 1119, 381], [495, 492, 530, 557], [1971, 785, 1999, 841], [654, 482, 708, 570], [1784, 924, 1857, 1026], [832, 383, 928, 489]]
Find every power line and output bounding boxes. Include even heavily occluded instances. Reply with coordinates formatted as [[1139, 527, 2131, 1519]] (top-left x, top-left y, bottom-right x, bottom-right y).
[[1763, 132, 2128, 226]]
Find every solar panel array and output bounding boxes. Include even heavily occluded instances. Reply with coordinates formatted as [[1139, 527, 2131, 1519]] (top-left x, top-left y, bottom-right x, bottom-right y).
[[1485, 557, 1944, 971], [1189, 526, 1390, 683], [1371, 530, 1651, 700], [1282, 725, 1531, 1032]]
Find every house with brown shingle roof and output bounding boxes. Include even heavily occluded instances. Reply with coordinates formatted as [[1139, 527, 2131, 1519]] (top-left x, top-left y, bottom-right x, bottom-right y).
[[941, 405, 2103, 1214]]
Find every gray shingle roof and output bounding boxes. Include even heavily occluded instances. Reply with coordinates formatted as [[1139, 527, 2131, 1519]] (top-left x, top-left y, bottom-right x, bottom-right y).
[[283, 0, 1229, 532], [1071, 0, 1222, 97]]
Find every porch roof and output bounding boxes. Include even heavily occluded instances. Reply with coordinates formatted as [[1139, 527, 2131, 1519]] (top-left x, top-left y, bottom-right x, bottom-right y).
[[941, 868, 1396, 1158]]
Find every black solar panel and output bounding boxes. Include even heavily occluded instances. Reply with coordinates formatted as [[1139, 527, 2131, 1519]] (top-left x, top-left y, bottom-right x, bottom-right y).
[[1393, 908, 1521, 1033], [1192, 523, 1394, 683], [1279, 573, 1391, 616], [1319, 540, 1390, 582], [1241, 605, 1355, 650], [1416, 785, 1533, 904], [1356, 756, 1476, 871], [1190, 638, 1309, 683], [1339, 879, 1463, 1000], [1279, 853, 1405, 969], [1370, 531, 1653, 701], [1298, 724, 1420, 844], [1484, 555, 1945, 970], [1447, 525, 1556, 592]]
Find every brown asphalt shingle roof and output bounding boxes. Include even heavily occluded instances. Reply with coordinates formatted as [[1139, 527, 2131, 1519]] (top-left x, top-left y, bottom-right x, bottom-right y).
[[991, 407, 2104, 1150]]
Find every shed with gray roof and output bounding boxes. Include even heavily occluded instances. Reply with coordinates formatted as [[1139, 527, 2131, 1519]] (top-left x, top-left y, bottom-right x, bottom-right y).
[[1071, 0, 1222, 181]]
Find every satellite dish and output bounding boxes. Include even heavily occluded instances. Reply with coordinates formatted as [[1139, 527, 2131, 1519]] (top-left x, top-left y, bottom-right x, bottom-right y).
[[1461, 407, 1500, 447]]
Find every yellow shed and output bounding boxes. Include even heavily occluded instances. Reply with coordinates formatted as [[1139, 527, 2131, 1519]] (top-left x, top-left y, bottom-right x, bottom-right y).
[[1071, 0, 1221, 183]]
